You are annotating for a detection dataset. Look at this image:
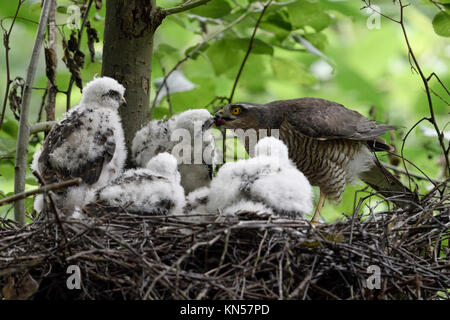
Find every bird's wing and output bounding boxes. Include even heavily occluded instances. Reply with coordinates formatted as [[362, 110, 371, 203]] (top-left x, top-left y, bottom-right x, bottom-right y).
[[270, 98, 396, 141], [94, 171, 175, 214], [38, 108, 116, 186]]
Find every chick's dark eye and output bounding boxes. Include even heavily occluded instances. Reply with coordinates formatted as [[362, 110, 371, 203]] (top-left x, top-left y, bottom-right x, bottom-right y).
[[107, 90, 119, 98]]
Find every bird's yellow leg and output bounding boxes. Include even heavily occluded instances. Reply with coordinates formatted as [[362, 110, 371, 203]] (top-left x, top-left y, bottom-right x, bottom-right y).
[[311, 190, 326, 225]]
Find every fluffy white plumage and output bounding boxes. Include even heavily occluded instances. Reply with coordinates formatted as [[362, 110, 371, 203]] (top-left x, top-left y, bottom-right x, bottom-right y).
[[83, 153, 185, 216], [31, 149, 44, 213], [222, 200, 274, 217], [207, 137, 313, 218], [145, 151, 181, 184], [132, 109, 217, 193], [184, 187, 210, 215], [32, 76, 126, 214]]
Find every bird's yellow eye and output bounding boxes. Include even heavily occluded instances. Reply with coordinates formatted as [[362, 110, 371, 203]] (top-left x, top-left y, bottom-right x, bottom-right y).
[[231, 107, 241, 115]]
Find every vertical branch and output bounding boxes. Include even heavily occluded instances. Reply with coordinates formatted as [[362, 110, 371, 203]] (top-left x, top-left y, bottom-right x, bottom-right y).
[[0, 0, 25, 131], [228, 0, 273, 103], [13, 0, 54, 226], [45, 0, 58, 123], [65, 0, 94, 111], [160, 65, 173, 116]]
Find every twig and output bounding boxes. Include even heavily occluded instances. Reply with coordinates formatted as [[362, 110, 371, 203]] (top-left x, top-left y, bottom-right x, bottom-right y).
[[398, 1, 449, 176], [161, 0, 213, 16], [45, 0, 58, 123], [381, 162, 443, 185], [13, 0, 54, 226], [65, 0, 94, 112], [228, 0, 273, 102], [0, 0, 25, 131], [0, 178, 82, 207], [33, 171, 73, 257], [160, 65, 173, 116], [150, 10, 250, 118], [36, 88, 48, 123], [29, 121, 56, 135], [427, 72, 450, 96], [363, 0, 450, 178]]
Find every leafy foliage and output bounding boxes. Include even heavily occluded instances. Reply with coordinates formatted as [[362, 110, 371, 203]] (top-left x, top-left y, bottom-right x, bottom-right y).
[[0, 0, 449, 222]]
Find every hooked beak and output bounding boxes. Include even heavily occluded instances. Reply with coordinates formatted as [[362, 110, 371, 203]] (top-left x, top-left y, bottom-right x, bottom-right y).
[[120, 96, 127, 107], [214, 109, 226, 126]]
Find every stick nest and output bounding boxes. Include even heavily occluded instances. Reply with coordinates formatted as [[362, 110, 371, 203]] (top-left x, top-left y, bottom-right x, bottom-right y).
[[1, 195, 449, 300]]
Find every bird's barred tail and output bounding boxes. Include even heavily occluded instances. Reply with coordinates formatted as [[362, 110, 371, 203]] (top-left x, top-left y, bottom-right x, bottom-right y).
[[360, 159, 419, 209]]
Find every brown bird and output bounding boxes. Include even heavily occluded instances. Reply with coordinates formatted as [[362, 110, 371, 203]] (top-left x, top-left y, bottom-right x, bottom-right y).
[[214, 97, 417, 223]]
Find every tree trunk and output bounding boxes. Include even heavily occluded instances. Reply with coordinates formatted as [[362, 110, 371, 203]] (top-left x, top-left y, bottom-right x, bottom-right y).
[[102, 0, 162, 164]]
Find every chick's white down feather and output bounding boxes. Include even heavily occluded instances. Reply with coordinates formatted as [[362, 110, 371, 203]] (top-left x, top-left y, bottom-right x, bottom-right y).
[[222, 200, 274, 216], [31, 149, 43, 213], [86, 153, 185, 215], [132, 109, 217, 193], [207, 137, 313, 218], [145, 152, 181, 184], [32, 77, 126, 214], [185, 187, 210, 214]]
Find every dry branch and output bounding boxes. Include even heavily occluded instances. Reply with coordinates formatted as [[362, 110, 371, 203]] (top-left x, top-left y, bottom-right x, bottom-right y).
[[65, 0, 94, 111], [45, 0, 58, 123], [161, 0, 213, 16], [29, 121, 56, 135], [0, 178, 82, 207], [0, 0, 25, 131]]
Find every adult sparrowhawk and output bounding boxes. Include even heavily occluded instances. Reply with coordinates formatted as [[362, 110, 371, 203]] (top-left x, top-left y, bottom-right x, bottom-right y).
[[213, 97, 417, 223]]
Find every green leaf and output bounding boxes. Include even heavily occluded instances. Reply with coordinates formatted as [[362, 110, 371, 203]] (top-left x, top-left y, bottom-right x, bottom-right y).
[[26, 177, 38, 187], [152, 107, 171, 120], [287, 0, 331, 32], [259, 10, 292, 41], [271, 57, 317, 86], [57, 5, 67, 14], [189, 0, 232, 18], [153, 43, 179, 59], [207, 39, 242, 75], [303, 32, 328, 52], [0, 136, 16, 154], [1, 116, 18, 138], [170, 76, 217, 112], [432, 12, 450, 37], [184, 43, 210, 60], [25, 197, 34, 214], [260, 22, 290, 42], [444, 4, 450, 15], [238, 38, 273, 55], [264, 10, 292, 31], [206, 38, 273, 75]]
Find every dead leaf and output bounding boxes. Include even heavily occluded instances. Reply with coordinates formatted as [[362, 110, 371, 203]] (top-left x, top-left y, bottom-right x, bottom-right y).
[[2, 273, 39, 300]]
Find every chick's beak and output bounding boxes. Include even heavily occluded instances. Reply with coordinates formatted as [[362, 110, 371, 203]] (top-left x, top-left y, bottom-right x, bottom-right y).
[[120, 96, 127, 107], [202, 117, 215, 131]]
